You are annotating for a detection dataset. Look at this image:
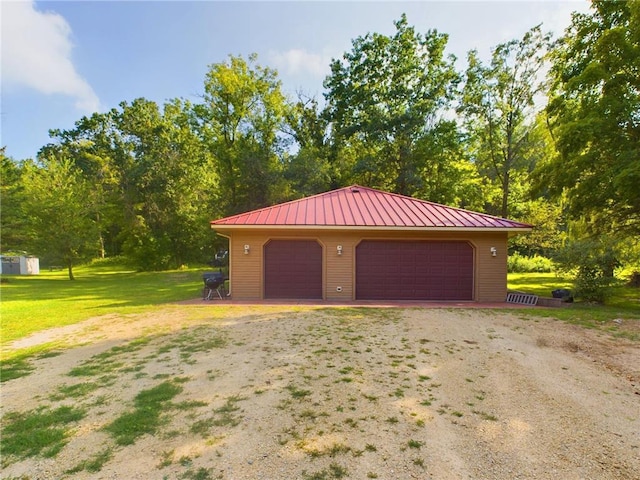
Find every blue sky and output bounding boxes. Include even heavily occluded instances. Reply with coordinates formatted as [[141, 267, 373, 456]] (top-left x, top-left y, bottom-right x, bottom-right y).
[[2, 0, 590, 161]]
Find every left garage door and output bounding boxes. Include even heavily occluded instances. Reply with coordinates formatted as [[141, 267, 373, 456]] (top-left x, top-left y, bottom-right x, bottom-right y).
[[264, 240, 323, 299]]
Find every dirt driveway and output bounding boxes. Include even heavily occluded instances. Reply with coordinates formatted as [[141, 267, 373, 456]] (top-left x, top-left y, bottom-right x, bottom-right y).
[[2, 306, 639, 479]]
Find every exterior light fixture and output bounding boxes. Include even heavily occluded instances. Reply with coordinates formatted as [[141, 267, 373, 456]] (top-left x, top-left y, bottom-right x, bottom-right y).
[[244, 244, 250, 255], [337, 245, 343, 255], [490, 247, 497, 257]]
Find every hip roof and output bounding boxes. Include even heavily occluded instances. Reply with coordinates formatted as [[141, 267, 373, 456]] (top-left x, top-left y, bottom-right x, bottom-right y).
[[210, 185, 533, 231]]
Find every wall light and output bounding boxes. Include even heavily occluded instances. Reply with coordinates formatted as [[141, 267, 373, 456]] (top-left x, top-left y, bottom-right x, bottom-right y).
[[244, 244, 250, 255], [337, 245, 343, 255], [490, 247, 497, 257]]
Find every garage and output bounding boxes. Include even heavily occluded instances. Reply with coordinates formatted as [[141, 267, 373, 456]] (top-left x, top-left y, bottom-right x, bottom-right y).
[[355, 240, 474, 300], [264, 240, 323, 299], [211, 185, 531, 302]]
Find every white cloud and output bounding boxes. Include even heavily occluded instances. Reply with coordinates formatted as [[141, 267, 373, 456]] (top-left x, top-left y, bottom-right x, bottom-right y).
[[269, 48, 333, 78], [2, 0, 101, 112]]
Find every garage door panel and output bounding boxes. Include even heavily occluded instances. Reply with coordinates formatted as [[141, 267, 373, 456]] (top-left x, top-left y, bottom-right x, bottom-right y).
[[356, 240, 473, 300], [264, 240, 322, 299]]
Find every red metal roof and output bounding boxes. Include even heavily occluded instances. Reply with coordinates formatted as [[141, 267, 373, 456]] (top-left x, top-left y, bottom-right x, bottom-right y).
[[210, 185, 532, 231]]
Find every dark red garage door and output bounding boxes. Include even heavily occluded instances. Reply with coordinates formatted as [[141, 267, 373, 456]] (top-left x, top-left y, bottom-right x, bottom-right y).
[[264, 240, 322, 299], [356, 240, 474, 300]]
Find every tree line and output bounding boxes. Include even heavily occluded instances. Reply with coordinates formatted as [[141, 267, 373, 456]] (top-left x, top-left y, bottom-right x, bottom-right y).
[[1, 1, 638, 289]]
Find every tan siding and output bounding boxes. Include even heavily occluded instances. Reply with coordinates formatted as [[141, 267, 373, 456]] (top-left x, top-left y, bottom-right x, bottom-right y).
[[471, 232, 509, 302], [221, 229, 509, 302], [228, 233, 265, 299], [324, 234, 354, 300]]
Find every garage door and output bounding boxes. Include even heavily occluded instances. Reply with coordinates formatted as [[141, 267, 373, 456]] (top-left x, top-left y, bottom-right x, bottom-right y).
[[356, 240, 473, 300], [264, 240, 322, 299]]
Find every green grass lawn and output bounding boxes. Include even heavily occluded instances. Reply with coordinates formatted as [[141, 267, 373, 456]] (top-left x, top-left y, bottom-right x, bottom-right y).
[[508, 272, 640, 310], [0, 260, 216, 345], [507, 272, 640, 339], [507, 272, 573, 297]]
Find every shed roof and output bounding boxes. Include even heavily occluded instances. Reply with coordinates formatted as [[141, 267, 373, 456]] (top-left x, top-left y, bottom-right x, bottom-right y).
[[210, 185, 532, 232]]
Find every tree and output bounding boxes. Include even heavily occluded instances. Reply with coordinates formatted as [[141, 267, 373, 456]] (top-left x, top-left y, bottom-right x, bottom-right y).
[[114, 98, 217, 269], [42, 98, 218, 270], [282, 94, 332, 197], [459, 25, 551, 217], [323, 14, 460, 197], [537, 0, 640, 235], [21, 158, 100, 279], [40, 111, 125, 258], [508, 199, 566, 257], [193, 54, 290, 214], [411, 121, 485, 210], [0, 149, 29, 253]]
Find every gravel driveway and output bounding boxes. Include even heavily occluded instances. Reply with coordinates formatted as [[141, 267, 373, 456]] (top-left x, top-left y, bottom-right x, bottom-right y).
[[2, 306, 639, 479]]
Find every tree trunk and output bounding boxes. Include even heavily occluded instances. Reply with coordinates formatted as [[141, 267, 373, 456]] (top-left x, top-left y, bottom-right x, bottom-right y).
[[68, 263, 75, 281], [501, 169, 510, 218]]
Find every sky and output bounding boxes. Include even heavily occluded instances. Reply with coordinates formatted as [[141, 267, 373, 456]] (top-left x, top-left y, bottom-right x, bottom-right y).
[[1, 0, 591, 162]]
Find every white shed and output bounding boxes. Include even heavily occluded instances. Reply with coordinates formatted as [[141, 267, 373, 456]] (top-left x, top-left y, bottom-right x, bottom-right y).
[[0, 256, 40, 275]]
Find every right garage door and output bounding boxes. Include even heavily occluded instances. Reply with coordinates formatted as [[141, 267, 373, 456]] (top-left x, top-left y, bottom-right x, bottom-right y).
[[356, 240, 474, 300]]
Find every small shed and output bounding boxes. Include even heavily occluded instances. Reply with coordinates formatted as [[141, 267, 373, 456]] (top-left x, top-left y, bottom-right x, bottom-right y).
[[210, 185, 532, 303], [0, 255, 40, 275]]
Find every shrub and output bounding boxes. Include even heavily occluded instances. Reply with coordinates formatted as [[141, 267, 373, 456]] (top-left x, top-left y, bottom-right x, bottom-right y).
[[507, 253, 554, 273], [553, 237, 620, 303], [572, 266, 615, 303]]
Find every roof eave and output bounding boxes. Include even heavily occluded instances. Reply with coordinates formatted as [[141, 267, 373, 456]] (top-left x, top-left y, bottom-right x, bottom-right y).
[[211, 224, 532, 233]]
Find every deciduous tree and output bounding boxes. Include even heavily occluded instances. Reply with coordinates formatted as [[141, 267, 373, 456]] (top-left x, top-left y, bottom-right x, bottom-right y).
[[323, 14, 460, 197], [194, 54, 289, 214], [536, 0, 640, 235], [21, 158, 100, 279], [459, 25, 551, 218]]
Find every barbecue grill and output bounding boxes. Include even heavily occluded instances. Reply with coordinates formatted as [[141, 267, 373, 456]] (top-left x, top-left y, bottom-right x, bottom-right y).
[[203, 271, 227, 300]]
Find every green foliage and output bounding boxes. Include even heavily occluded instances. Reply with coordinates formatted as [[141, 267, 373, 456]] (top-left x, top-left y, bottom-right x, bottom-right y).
[[195, 53, 290, 214], [459, 25, 551, 217], [116, 98, 218, 270], [553, 237, 621, 303], [0, 150, 30, 252], [20, 157, 101, 279], [283, 94, 332, 196], [42, 98, 218, 271], [323, 14, 462, 197], [286, 384, 312, 399], [302, 463, 349, 480], [509, 197, 566, 257], [12, 11, 632, 276], [539, 0, 640, 236], [507, 253, 554, 273]]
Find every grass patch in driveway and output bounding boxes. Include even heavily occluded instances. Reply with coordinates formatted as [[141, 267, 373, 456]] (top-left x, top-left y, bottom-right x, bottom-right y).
[[104, 380, 183, 445], [0, 355, 34, 383], [286, 383, 312, 399], [190, 395, 246, 437], [1, 405, 86, 463], [64, 448, 114, 474]]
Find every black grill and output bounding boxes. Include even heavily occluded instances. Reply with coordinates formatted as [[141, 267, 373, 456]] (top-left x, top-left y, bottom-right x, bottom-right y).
[[203, 271, 227, 300]]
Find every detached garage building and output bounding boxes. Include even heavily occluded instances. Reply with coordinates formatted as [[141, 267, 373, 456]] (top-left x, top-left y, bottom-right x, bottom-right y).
[[210, 185, 531, 303]]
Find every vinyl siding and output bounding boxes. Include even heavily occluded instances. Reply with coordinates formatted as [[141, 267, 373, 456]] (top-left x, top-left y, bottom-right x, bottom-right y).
[[221, 229, 509, 302]]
